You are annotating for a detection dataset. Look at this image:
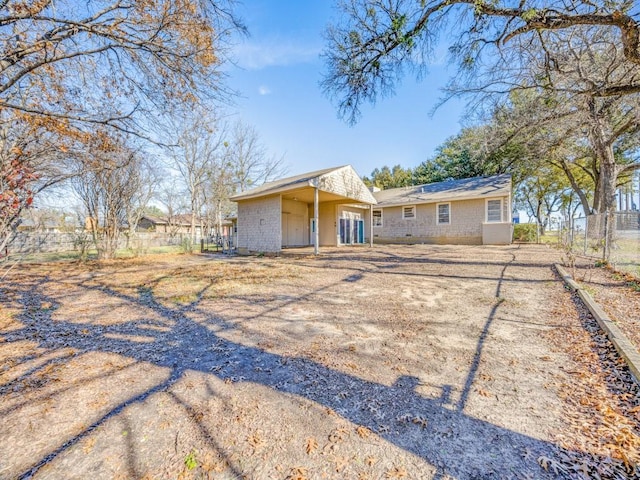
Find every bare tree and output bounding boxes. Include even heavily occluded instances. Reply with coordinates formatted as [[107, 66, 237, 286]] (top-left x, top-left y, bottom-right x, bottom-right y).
[[122, 157, 161, 251], [322, 0, 639, 123], [167, 111, 227, 245], [157, 181, 189, 238], [0, 0, 245, 258], [228, 121, 287, 192], [0, 0, 244, 133], [73, 139, 155, 259]]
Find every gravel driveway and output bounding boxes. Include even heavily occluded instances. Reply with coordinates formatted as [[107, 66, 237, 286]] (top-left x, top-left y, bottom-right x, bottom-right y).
[[0, 244, 638, 479]]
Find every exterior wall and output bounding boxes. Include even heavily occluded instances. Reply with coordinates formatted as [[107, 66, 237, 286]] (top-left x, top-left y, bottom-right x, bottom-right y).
[[281, 199, 309, 247], [373, 197, 511, 245], [482, 223, 513, 244], [337, 205, 370, 244], [318, 204, 337, 246], [237, 195, 281, 254], [317, 167, 376, 204]]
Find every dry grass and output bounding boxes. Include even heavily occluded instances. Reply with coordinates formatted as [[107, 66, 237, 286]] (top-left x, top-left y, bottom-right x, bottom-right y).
[[0, 246, 638, 479]]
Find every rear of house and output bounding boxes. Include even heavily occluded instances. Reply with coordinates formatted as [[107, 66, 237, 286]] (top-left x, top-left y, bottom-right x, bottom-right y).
[[230, 166, 377, 255], [372, 175, 513, 245]]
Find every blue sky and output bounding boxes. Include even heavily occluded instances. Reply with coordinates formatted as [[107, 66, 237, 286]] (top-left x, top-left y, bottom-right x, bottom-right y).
[[226, 0, 466, 179]]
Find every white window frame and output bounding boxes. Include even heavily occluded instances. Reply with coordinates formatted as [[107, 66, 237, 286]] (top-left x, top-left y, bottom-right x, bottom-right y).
[[402, 205, 416, 220], [372, 209, 383, 227], [486, 198, 503, 223], [436, 202, 451, 225]]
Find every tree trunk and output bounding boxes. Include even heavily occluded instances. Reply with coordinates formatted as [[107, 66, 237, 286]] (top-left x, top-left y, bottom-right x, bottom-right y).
[[557, 158, 592, 215], [588, 98, 618, 215]]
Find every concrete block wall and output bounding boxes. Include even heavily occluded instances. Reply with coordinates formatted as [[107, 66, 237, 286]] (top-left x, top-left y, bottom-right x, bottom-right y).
[[482, 222, 513, 244], [237, 195, 281, 254], [373, 198, 509, 244]]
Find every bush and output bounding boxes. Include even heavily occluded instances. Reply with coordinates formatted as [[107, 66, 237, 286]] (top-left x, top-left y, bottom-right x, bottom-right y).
[[513, 224, 537, 242], [180, 237, 193, 254]]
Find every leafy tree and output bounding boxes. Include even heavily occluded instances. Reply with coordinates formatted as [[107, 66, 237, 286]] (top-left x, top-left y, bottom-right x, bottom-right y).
[[322, 0, 639, 123], [412, 126, 528, 185], [515, 165, 574, 234], [143, 205, 166, 218], [322, 1, 640, 216], [363, 164, 412, 189]]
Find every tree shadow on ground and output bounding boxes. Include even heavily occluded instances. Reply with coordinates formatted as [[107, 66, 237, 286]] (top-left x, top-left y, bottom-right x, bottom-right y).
[[0, 252, 629, 479]]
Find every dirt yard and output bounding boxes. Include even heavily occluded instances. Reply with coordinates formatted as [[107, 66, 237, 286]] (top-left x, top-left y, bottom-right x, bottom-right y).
[[0, 244, 638, 479]]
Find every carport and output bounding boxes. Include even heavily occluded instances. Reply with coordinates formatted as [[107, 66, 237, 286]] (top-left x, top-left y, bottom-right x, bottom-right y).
[[229, 165, 377, 255]]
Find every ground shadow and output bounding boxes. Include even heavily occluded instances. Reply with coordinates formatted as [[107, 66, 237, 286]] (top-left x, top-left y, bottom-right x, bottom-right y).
[[0, 251, 628, 479]]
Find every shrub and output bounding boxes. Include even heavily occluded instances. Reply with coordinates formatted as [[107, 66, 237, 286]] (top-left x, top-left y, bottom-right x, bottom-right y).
[[180, 237, 193, 254], [513, 224, 537, 242]]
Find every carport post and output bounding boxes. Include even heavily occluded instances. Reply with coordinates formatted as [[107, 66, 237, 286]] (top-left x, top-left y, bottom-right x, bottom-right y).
[[369, 204, 374, 247], [314, 187, 319, 255]]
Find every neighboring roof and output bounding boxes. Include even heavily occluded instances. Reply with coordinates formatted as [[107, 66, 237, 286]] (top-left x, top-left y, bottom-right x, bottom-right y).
[[17, 218, 60, 230], [141, 214, 202, 227], [373, 174, 512, 207], [141, 215, 169, 225], [230, 165, 377, 205]]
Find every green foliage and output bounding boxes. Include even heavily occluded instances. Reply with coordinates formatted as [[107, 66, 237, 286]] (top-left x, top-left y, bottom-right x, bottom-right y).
[[144, 205, 166, 217], [363, 164, 413, 189], [184, 451, 197, 470], [513, 224, 537, 242], [520, 8, 539, 22], [412, 126, 522, 185], [180, 237, 194, 254]]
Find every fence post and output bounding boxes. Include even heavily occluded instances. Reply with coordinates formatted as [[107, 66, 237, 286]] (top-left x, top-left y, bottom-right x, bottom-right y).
[[603, 211, 609, 262], [557, 220, 562, 246], [200, 238, 204, 253], [584, 216, 588, 255]]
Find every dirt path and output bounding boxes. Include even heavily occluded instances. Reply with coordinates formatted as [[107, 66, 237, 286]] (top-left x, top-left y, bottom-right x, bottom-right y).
[[0, 244, 638, 479]]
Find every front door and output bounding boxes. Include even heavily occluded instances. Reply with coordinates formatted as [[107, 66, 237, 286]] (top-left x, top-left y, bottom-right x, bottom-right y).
[[339, 218, 364, 245]]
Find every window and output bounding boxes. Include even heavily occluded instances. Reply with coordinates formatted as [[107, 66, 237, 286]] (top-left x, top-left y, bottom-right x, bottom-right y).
[[437, 203, 450, 224], [402, 206, 416, 219], [487, 199, 502, 222], [372, 209, 383, 227]]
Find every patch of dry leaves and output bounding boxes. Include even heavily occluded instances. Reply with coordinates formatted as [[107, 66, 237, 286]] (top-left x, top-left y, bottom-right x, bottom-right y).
[[547, 273, 640, 479], [3, 248, 640, 479]]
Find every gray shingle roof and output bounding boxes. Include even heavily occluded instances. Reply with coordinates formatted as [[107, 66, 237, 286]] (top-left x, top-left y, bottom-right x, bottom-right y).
[[373, 174, 512, 207], [229, 166, 344, 201], [229, 165, 376, 204]]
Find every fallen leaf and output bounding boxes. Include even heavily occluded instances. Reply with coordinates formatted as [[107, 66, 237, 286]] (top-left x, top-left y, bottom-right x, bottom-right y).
[[305, 437, 318, 455]]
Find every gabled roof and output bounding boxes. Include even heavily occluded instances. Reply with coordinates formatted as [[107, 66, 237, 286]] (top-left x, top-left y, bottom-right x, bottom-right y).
[[373, 174, 512, 207], [140, 214, 203, 227], [230, 165, 377, 205]]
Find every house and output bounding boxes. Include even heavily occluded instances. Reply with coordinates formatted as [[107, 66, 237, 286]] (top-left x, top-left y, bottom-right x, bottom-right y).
[[137, 214, 204, 237], [371, 174, 513, 245], [230, 168, 513, 254], [229, 165, 377, 254], [17, 218, 61, 233]]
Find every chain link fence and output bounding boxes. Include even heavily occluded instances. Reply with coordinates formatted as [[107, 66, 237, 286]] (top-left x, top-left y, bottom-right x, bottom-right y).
[[558, 212, 640, 277], [4, 231, 194, 259], [200, 233, 236, 254]]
